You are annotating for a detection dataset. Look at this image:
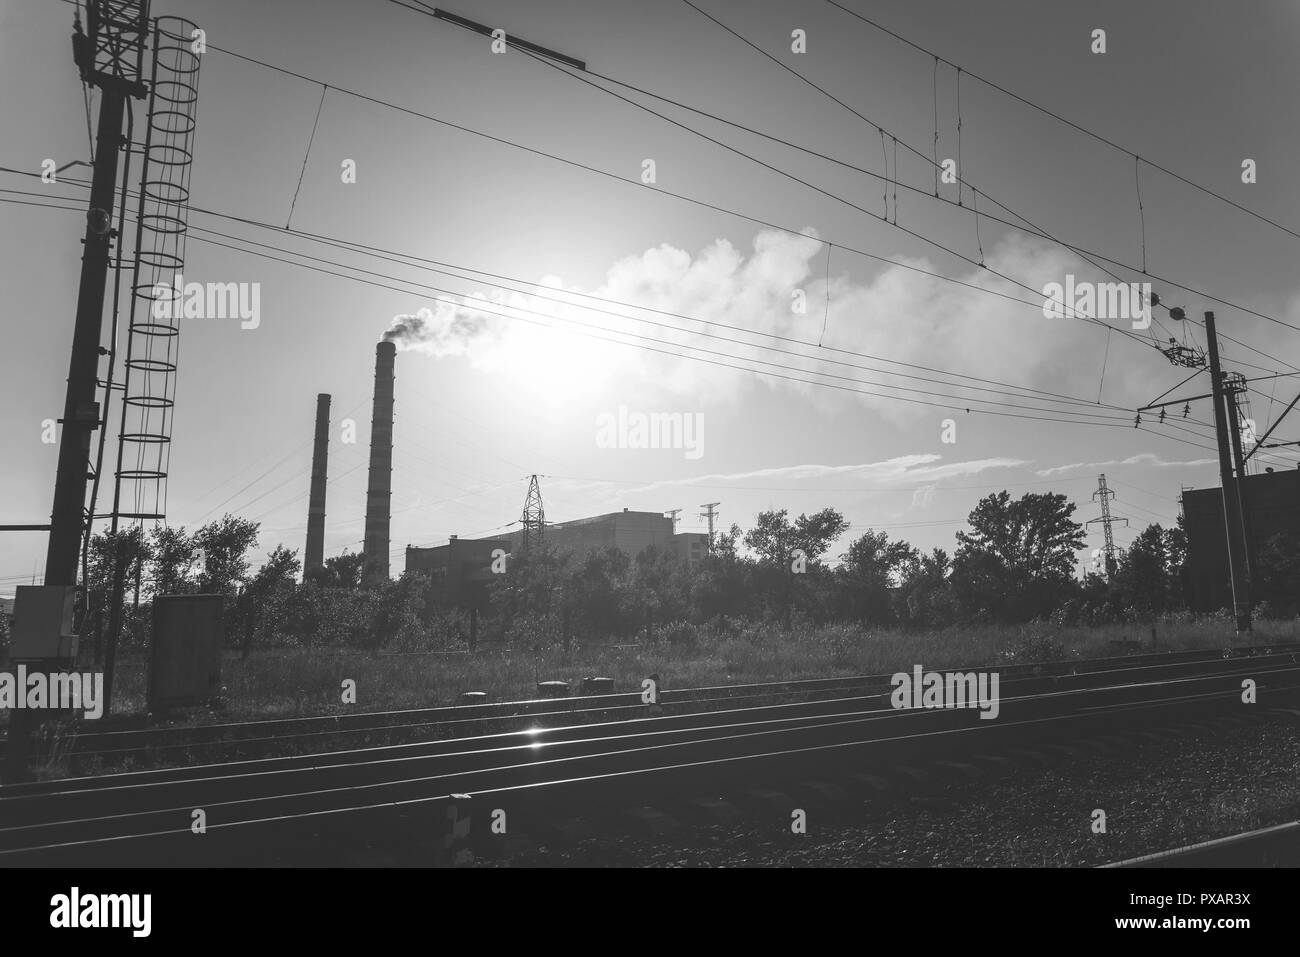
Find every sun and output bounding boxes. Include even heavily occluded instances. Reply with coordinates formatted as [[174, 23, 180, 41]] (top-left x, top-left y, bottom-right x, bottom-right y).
[[492, 320, 624, 405]]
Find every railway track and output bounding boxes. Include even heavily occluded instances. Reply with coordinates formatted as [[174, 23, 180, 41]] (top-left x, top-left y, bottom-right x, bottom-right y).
[[4, 643, 1287, 771], [1104, 820, 1300, 867], [2, 650, 1297, 866]]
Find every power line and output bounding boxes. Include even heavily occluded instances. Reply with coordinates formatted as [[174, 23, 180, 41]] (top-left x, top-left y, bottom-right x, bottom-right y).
[[17, 185, 1279, 429], [1, 189, 1238, 460], [176, 228, 1140, 427], [0, 184, 1251, 460], [17, 185, 1260, 406], [0, 174, 1133, 423], [657, 4, 1300, 373], [286, 82, 328, 229], [60, 20, 1187, 359], [394, 23, 1300, 377], [182, 223, 1132, 417], [41, 0, 1300, 385], [7, 17, 1286, 456], [820, 0, 1300, 245]]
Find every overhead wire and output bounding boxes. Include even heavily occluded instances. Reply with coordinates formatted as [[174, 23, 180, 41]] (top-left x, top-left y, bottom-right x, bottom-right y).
[[2, 175, 1142, 417], [820, 0, 1300, 245], [9, 8, 1291, 473], [0, 184, 1235, 459]]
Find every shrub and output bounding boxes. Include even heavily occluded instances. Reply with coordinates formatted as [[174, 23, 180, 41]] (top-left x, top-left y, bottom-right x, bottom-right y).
[[661, 620, 698, 649], [997, 627, 1067, 664], [505, 611, 563, 650]]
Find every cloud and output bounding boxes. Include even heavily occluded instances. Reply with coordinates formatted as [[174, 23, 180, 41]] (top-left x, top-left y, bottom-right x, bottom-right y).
[[555, 454, 1027, 497], [1034, 452, 1217, 477], [379, 227, 1198, 421]]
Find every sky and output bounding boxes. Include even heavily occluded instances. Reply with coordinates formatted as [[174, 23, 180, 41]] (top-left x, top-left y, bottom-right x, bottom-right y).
[[3, 0, 1300, 593]]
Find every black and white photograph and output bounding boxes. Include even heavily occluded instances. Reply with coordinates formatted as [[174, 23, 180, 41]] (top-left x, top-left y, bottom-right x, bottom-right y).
[[0, 0, 1296, 934]]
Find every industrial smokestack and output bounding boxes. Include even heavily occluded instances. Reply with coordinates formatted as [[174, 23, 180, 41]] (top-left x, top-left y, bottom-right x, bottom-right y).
[[363, 341, 396, 584], [304, 392, 331, 579]]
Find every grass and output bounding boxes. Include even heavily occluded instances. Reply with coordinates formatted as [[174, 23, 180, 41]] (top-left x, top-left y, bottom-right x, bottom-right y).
[[87, 616, 1299, 724]]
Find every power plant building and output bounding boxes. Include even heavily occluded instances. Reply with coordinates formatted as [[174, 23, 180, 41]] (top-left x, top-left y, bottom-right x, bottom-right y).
[[509, 508, 709, 566], [1181, 467, 1300, 612], [406, 509, 709, 609], [406, 535, 511, 611]]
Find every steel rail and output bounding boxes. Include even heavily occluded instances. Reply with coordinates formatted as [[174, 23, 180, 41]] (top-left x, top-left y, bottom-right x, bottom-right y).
[[6, 650, 1294, 797], [2, 665, 1296, 863]]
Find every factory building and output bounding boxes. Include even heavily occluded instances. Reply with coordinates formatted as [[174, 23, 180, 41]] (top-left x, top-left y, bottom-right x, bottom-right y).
[[405, 509, 709, 611], [504, 508, 709, 567], [405, 535, 510, 611], [1181, 466, 1300, 612]]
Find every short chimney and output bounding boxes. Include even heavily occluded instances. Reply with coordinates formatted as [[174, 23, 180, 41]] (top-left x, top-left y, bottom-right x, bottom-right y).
[[304, 393, 331, 578]]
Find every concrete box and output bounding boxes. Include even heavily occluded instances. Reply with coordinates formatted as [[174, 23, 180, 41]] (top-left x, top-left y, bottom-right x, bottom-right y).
[[9, 585, 78, 660], [149, 594, 223, 709]]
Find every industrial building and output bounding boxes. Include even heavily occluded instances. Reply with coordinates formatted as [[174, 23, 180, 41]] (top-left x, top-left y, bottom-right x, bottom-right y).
[[1181, 466, 1300, 612], [405, 509, 709, 610], [507, 508, 709, 567], [405, 535, 511, 611]]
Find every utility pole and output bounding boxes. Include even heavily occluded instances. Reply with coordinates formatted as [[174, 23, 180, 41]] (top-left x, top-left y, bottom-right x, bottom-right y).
[[699, 503, 720, 555], [1204, 311, 1252, 636], [50, 4, 148, 588], [1223, 382, 1255, 574], [6, 2, 150, 783], [665, 509, 682, 533]]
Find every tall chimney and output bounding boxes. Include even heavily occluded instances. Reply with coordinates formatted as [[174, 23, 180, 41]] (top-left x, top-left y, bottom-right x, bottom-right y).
[[364, 341, 396, 584], [304, 392, 331, 579]]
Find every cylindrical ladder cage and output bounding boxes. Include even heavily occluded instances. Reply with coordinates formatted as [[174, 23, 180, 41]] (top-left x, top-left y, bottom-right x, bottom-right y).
[[112, 17, 200, 527]]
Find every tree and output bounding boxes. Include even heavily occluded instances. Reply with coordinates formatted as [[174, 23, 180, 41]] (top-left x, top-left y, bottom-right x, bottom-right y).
[[87, 526, 151, 599], [744, 508, 849, 628], [83, 526, 154, 649], [149, 525, 199, 598], [835, 529, 916, 624], [894, 547, 954, 628], [562, 547, 629, 644], [625, 546, 689, 641], [370, 572, 430, 651], [235, 545, 301, 658], [1255, 532, 1300, 616], [312, 551, 364, 589], [690, 524, 751, 622], [486, 544, 570, 646], [952, 491, 1085, 622], [193, 515, 260, 597], [1111, 524, 1178, 616]]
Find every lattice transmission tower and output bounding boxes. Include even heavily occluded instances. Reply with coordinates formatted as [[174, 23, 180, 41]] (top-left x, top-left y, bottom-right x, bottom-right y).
[[1086, 473, 1129, 578], [520, 474, 545, 549]]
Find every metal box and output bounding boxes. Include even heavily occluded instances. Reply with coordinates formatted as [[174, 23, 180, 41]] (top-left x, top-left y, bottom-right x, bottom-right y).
[[9, 585, 78, 660], [148, 594, 223, 709]]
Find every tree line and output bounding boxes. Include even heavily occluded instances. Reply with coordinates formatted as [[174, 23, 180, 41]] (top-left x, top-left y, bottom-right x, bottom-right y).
[[21, 489, 1298, 655]]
